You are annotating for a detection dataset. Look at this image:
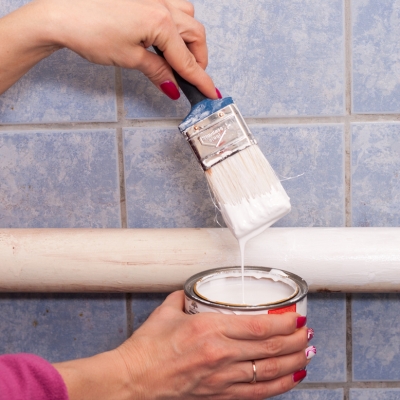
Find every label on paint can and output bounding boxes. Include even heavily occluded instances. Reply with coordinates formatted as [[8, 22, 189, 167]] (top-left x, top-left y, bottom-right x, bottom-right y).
[[184, 267, 308, 316]]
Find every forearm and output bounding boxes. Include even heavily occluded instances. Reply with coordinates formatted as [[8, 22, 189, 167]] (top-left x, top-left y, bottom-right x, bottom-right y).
[[0, 0, 61, 95], [53, 350, 134, 400]]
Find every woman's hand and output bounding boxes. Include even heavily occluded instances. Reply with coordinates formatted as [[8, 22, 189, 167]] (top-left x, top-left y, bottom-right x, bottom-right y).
[[54, 291, 315, 399], [122, 291, 314, 399], [0, 0, 217, 99]]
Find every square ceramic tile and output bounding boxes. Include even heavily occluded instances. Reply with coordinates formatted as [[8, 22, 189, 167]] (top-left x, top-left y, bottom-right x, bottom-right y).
[[352, 123, 400, 227], [123, 127, 224, 228], [0, 130, 121, 228], [0, 49, 117, 124], [305, 294, 347, 383], [352, 293, 400, 381], [131, 293, 169, 331], [123, 0, 344, 118], [252, 125, 345, 227], [274, 389, 343, 400], [122, 68, 191, 119], [352, 1, 400, 113], [0, 293, 127, 363], [0, 1, 116, 124], [350, 389, 400, 400]]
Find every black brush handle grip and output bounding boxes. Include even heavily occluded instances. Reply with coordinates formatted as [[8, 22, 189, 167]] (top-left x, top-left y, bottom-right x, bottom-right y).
[[153, 46, 208, 107]]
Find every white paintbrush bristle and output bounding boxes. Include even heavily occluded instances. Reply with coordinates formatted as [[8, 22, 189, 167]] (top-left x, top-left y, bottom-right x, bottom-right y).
[[205, 145, 291, 241]]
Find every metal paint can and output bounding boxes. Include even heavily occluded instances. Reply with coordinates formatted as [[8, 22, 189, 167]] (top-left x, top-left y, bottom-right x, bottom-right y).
[[184, 266, 307, 316]]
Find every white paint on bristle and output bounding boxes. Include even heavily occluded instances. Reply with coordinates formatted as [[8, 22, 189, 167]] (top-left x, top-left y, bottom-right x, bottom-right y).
[[206, 145, 291, 303], [206, 145, 291, 242]]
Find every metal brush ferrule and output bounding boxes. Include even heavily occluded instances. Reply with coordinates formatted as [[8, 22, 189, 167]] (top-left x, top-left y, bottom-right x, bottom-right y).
[[180, 104, 256, 170]]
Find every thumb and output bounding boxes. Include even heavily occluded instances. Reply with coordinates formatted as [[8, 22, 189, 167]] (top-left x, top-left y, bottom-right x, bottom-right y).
[[163, 290, 185, 309], [134, 47, 181, 100]]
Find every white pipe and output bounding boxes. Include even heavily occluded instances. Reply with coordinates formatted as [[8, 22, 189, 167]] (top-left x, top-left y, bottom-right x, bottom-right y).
[[0, 228, 399, 293]]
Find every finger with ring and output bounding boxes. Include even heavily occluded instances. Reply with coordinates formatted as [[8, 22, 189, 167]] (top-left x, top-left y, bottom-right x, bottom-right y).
[[249, 360, 257, 384]]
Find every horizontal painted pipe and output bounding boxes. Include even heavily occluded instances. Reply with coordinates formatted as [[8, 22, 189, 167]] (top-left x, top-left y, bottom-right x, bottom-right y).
[[0, 228, 399, 293]]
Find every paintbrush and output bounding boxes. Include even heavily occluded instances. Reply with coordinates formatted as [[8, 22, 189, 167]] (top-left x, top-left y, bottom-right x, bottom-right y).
[[153, 47, 291, 243]]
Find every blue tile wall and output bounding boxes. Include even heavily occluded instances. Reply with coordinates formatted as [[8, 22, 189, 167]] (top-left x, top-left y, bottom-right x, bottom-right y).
[[0, 49, 117, 124], [0, 293, 127, 362], [350, 389, 400, 400], [123, 0, 345, 118], [253, 125, 345, 227], [352, 123, 400, 227], [352, 0, 400, 114], [1, 0, 400, 396], [274, 389, 343, 400], [0, 130, 121, 228], [305, 294, 346, 383], [352, 293, 400, 381], [123, 127, 224, 228]]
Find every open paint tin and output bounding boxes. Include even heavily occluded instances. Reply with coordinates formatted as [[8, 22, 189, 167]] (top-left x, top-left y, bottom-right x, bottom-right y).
[[184, 266, 308, 315]]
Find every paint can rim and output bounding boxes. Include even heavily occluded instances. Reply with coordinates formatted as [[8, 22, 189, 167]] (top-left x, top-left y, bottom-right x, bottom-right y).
[[184, 266, 308, 311]]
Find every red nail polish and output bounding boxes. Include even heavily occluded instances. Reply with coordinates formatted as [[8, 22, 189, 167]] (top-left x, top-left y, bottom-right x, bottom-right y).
[[307, 328, 314, 340], [216, 88, 222, 99], [293, 369, 307, 383], [296, 316, 307, 328], [160, 81, 180, 100]]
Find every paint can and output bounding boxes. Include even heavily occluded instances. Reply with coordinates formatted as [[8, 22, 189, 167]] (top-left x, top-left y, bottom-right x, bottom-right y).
[[184, 266, 307, 315]]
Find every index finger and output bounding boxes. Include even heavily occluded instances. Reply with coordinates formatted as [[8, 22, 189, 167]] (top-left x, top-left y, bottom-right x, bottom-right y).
[[155, 28, 218, 99], [217, 313, 307, 340]]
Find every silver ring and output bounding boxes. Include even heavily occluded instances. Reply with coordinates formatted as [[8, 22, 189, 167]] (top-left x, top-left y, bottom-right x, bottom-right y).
[[249, 360, 257, 384]]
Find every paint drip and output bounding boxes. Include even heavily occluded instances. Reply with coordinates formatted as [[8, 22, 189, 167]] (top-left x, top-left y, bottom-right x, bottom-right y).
[[221, 187, 291, 303]]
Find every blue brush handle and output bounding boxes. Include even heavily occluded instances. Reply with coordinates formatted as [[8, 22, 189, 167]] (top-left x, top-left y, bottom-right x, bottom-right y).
[[152, 46, 208, 107]]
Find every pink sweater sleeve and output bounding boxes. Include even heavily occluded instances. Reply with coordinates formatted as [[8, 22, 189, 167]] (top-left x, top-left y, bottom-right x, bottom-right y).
[[0, 353, 69, 400]]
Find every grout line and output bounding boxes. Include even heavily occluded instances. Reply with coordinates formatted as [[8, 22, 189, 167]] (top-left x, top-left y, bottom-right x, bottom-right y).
[[115, 67, 128, 229], [345, 293, 353, 399], [115, 67, 133, 337], [125, 293, 134, 337], [344, 125, 351, 227], [344, 2, 352, 395], [117, 128, 127, 228], [345, 0, 352, 118], [301, 380, 400, 390], [344, 0, 352, 228], [2, 114, 400, 131], [115, 67, 125, 124], [300, 381, 400, 390]]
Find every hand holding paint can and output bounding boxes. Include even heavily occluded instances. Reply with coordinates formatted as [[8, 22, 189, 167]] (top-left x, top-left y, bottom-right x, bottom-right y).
[[118, 290, 314, 399], [182, 266, 315, 393]]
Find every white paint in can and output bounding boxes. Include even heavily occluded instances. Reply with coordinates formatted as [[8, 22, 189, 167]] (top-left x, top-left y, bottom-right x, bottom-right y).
[[184, 267, 308, 316]]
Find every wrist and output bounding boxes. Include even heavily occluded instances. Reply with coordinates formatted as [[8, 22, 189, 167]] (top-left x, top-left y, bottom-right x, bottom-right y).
[[0, 0, 62, 94], [1, 1, 61, 55], [53, 350, 134, 400], [19, 0, 63, 52]]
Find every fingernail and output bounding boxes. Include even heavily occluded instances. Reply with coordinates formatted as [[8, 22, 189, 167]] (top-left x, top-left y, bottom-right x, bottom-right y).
[[293, 369, 307, 383], [160, 81, 180, 100], [216, 87, 222, 99], [305, 345, 317, 360], [296, 316, 307, 328], [307, 328, 314, 340]]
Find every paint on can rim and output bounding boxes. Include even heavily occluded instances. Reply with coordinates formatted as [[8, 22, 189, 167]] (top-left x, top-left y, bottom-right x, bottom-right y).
[[184, 266, 308, 316]]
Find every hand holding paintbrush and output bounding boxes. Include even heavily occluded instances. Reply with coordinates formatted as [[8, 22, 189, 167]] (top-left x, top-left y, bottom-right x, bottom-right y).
[[154, 46, 291, 244]]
